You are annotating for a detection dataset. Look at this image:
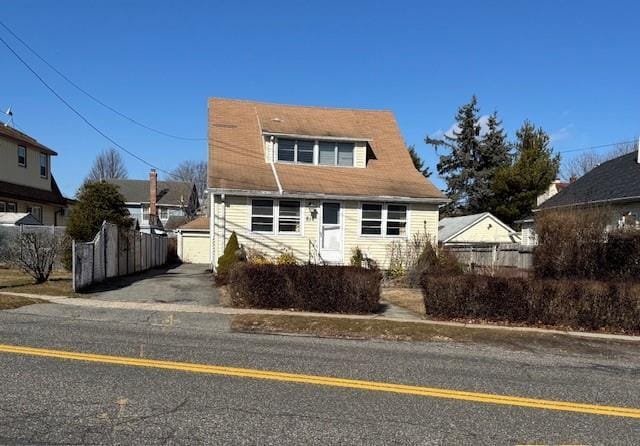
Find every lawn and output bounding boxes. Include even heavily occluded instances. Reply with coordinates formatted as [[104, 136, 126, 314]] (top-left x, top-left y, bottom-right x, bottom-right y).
[[0, 268, 74, 296], [0, 293, 44, 310], [381, 287, 425, 315]]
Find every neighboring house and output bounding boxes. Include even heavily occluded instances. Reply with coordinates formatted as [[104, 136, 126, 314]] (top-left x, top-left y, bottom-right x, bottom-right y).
[[536, 148, 640, 229], [176, 216, 210, 264], [0, 123, 71, 225], [204, 98, 447, 269], [106, 170, 199, 234], [438, 212, 520, 246], [0, 212, 41, 226], [536, 179, 570, 206]]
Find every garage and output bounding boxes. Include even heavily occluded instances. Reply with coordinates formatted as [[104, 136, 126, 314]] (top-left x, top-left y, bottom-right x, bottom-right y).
[[176, 216, 211, 264]]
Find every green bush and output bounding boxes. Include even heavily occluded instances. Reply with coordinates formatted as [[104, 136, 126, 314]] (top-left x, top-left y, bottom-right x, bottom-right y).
[[229, 264, 382, 314], [421, 274, 640, 334], [216, 232, 241, 285]]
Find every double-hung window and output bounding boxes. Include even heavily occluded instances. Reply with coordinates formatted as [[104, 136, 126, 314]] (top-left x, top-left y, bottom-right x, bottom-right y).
[[361, 204, 383, 235], [386, 205, 407, 236], [278, 200, 301, 233], [277, 139, 313, 164], [360, 203, 408, 237], [251, 199, 301, 234], [6, 202, 17, 213], [251, 199, 275, 232], [18, 146, 26, 167], [40, 153, 48, 178]]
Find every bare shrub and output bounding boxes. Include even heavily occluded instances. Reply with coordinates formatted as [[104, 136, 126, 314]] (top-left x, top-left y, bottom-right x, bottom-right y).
[[8, 231, 66, 283], [386, 233, 436, 279], [534, 207, 609, 279]]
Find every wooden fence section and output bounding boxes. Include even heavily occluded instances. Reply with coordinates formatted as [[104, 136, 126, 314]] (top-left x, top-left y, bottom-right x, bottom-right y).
[[447, 243, 534, 270], [72, 222, 167, 292]]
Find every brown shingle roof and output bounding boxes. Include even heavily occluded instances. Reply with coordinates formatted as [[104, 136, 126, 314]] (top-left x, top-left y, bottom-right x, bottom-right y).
[[178, 216, 209, 231], [0, 177, 69, 206], [0, 122, 57, 155], [208, 98, 446, 201]]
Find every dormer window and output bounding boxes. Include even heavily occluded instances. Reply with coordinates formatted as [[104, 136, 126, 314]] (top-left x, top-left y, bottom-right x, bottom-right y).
[[275, 137, 355, 167]]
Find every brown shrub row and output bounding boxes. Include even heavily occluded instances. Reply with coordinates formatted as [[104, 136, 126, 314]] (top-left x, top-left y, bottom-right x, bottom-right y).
[[229, 264, 382, 314], [534, 209, 640, 280], [422, 274, 640, 333]]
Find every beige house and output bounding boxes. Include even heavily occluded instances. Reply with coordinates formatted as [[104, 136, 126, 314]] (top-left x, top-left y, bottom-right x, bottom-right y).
[[438, 212, 520, 246], [204, 98, 446, 269], [0, 123, 70, 225]]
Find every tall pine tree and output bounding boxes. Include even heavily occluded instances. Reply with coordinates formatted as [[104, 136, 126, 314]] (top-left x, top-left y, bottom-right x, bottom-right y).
[[407, 144, 432, 178], [489, 121, 560, 224], [426, 96, 480, 215], [469, 112, 511, 213]]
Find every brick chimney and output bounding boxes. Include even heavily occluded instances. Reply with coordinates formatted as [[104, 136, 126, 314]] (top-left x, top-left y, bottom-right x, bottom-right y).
[[149, 169, 158, 222]]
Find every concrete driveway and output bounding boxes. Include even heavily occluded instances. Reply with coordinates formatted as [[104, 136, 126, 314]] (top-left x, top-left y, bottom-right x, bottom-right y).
[[88, 263, 218, 306]]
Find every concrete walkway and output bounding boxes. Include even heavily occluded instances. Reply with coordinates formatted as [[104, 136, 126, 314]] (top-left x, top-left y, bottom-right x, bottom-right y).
[[86, 263, 218, 306]]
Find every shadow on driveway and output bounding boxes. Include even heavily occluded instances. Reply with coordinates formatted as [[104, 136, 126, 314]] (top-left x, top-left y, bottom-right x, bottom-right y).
[[84, 263, 218, 306]]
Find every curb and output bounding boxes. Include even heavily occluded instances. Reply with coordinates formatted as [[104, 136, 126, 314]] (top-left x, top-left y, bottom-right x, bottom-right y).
[[3, 291, 639, 343]]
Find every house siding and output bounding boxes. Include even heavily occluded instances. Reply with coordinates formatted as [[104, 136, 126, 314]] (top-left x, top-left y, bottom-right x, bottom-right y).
[[212, 195, 439, 268], [0, 196, 65, 225], [446, 216, 516, 245], [0, 136, 52, 191]]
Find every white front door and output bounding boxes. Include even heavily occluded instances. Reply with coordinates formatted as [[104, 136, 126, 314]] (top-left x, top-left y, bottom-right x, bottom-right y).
[[320, 202, 342, 263]]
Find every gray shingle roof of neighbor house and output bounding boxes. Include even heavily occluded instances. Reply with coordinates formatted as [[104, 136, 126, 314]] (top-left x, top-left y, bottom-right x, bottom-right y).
[[438, 212, 517, 243], [105, 179, 197, 206], [538, 150, 640, 210]]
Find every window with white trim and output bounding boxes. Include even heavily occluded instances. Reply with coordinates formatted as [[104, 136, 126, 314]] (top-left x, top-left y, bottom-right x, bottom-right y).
[[160, 207, 169, 220], [386, 205, 407, 236], [251, 199, 274, 232], [276, 138, 355, 167], [251, 199, 302, 234], [0, 202, 5, 212], [278, 200, 301, 233], [6, 202, 17, 213], [361, 203, 408, 237], [18, 145, 26, 167], [361, 203, 383, 235], [40, 153, 48, 178]]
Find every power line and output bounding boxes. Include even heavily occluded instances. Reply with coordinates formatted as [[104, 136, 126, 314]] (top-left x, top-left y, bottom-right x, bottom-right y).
[[0, 20, 206, 142], [0, 33, 186, 181], [557, 138, 637, 154]]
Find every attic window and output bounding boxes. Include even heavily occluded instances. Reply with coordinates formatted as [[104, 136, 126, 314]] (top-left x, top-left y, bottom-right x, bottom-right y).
[[276, 137, 355, 167]]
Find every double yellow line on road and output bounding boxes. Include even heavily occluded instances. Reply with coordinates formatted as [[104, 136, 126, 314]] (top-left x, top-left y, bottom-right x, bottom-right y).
[[1, 343, 638, 419]]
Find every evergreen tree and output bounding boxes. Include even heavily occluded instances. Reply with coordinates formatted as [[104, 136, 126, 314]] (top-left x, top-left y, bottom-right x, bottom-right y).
[[469, 112, 511, 212], [407, 144, 432, 178], [425, 96, 480, 215], [489, 121, 560, 224]]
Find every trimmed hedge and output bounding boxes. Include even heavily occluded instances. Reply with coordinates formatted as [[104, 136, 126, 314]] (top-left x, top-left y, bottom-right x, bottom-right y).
[[229, 264, 382, 314], [421, 274, 640, 333]]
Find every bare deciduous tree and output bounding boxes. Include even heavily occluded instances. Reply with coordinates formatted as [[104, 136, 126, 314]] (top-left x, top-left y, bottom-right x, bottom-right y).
[[167, 160, 207, 199], [561, 142, 637, 180], [86, 148, 128, 182], [8, 231, 66, 283]]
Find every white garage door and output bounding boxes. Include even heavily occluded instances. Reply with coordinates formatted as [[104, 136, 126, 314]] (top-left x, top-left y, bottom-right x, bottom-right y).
[[180, 233, 210, 264]]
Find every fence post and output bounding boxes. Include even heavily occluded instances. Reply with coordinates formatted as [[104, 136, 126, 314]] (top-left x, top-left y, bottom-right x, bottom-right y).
[[72, 240, 76, 292]]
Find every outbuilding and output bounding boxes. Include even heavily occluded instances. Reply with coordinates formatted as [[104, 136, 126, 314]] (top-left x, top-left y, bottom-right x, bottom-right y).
[[176, 216, 210, 264], [438, 212, 520, 246]]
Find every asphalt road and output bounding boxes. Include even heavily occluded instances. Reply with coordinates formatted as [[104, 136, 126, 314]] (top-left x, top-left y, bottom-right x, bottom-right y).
[[1, 303, 639, 445]]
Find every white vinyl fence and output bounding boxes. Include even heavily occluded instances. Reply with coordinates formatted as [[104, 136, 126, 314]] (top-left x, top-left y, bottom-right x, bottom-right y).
[[447, 243, 534, 270], [72, 222, 167, 292]]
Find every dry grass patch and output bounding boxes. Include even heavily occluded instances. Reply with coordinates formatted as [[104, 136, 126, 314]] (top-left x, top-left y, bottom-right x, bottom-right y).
[[231, 314, 639, 355], [0, 293, 44, 310], [0, 268, 74, 296], [382, 288, 425, 315]]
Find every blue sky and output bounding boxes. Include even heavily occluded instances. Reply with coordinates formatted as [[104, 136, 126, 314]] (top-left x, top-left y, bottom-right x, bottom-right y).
[[2, 0, 639, 196]]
